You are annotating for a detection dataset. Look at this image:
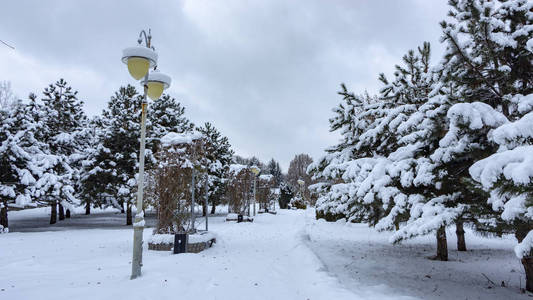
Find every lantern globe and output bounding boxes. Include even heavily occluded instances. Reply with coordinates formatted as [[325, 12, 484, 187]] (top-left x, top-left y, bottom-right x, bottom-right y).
[[146, 71, 171, 100], [251, 166, 260, 175], [122, 46, 158, 80]]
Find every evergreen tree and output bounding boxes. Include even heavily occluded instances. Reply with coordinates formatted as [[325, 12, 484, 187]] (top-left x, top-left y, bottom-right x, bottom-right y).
[[37, 79, 87, 224], [432, 0, 533, 288], [148, 94, 194, 154], [278, 182, 293, 209], [266, 158, 283, 186], [196, 122, 234, 215], [93, 85, 143, 225], [78, 116, 106, 215], [0, 98, 46, 232]]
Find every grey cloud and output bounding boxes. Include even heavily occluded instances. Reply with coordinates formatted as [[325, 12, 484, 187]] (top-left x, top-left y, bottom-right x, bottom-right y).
[[0, 0, 449, 170]]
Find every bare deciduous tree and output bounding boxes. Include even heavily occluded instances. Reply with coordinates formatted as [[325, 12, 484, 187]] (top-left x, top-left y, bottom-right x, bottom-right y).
[[0, 81, 16, 110], [287, 153, 316, 204], [147, 136, 205, 234], [257, 174, 275, 211], [225, 165, 253, 215]]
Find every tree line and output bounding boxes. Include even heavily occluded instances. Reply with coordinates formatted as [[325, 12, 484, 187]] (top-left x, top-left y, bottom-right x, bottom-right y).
[[0, 80, 234, 229], [0, 77, 317, 233]]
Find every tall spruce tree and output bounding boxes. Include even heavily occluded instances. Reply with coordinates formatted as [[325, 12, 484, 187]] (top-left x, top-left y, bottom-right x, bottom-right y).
[[37, 79, 87, 224], [93, 85, 143, 225], [78, 116, 106, 215], [196, 122, 234, 215]]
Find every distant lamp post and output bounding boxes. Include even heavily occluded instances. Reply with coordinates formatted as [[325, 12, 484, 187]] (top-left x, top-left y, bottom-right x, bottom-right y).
[[250, 166, 260, 216], [297, 179, 305, 203], [122, 29, 171, 280]]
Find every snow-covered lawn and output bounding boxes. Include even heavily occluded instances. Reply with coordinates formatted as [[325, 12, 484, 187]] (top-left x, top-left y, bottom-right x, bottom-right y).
[[1, 208, 528, 299], [305, 213, 529, 300]]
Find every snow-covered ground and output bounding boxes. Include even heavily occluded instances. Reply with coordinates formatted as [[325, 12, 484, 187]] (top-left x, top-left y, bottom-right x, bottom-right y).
[[1, 209, 357, 300], [305, 210, 529, 300], [1, 207, 528, 299]]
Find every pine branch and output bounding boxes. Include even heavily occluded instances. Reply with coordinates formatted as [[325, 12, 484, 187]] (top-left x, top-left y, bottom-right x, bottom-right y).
[[444, 31, 503, 100]]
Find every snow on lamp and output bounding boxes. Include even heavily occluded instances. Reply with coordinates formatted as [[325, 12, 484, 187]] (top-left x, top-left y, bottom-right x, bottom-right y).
[[121, 46, 158, 80], [146, 70, 171, 100]]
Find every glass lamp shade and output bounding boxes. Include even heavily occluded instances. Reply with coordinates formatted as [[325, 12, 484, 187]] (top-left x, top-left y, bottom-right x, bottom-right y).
[[127, 57, 150, 80], [145, 71, 171, 100], [147, 81, 164, 100], [122, 46, 158, 80], [297, 179, 305, 186], [251, 166, 260, 175]]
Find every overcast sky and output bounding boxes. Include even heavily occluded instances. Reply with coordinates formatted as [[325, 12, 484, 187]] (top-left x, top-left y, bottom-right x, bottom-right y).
[[0, 0, 449, 171]]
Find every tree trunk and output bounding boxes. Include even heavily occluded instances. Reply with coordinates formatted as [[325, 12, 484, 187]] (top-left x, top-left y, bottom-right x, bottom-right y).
[[0, 200, 8, 232], [65, 209, 71, 218], [435, 226, 448, 261], [85, 202, 91, 215], [126, 202, 132, 226], [50, 201, 57, 224], [522, 258, 533, 292], [516, 228, 533, 292], [58, 203, 65, 221], [120, 199, 125, 213], [456, 221, 466, 251], [210, 201, 216, 215], [202, 203, 207, 217]]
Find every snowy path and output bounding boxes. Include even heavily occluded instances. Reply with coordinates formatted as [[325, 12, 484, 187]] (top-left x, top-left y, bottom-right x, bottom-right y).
[[1, 209, 384, 300]]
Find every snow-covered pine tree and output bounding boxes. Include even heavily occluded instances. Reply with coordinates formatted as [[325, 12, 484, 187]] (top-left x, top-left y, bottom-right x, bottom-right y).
[[147, 94, 194, 154], [308, 88, 378, 222], [78, 116, 106, 215], [311, 44, 438, 230], [469, 94, 533, 289], [36, 79, 87, 224], [266, 159, 283, 187], [432, 0, 532, 265], [196, 122, 234, 215], [278, 182, 293, 210], [0, 98, 47, 232], [430, 0, 533, 290], [310, 43, 467, 260], [344, 43, 463, 262], [93, 85, 143, 225]]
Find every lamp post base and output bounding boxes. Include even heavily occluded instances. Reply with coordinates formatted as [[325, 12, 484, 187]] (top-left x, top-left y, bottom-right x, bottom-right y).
[[130, 221, 144, 279]]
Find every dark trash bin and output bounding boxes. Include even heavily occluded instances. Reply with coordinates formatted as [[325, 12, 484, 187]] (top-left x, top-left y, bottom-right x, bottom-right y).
[[237, 214, 243, 223], [173, 233, 188, 254]]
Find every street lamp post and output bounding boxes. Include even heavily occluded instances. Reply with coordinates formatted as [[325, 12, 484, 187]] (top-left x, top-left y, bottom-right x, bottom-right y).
[[251, 166, 260, 216], [297, 179, 305, 204], [122, 29, 171, 280]]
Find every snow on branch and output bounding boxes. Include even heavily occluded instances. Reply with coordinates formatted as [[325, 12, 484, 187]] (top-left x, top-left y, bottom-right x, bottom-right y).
[[470, 145, 533, 188]]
